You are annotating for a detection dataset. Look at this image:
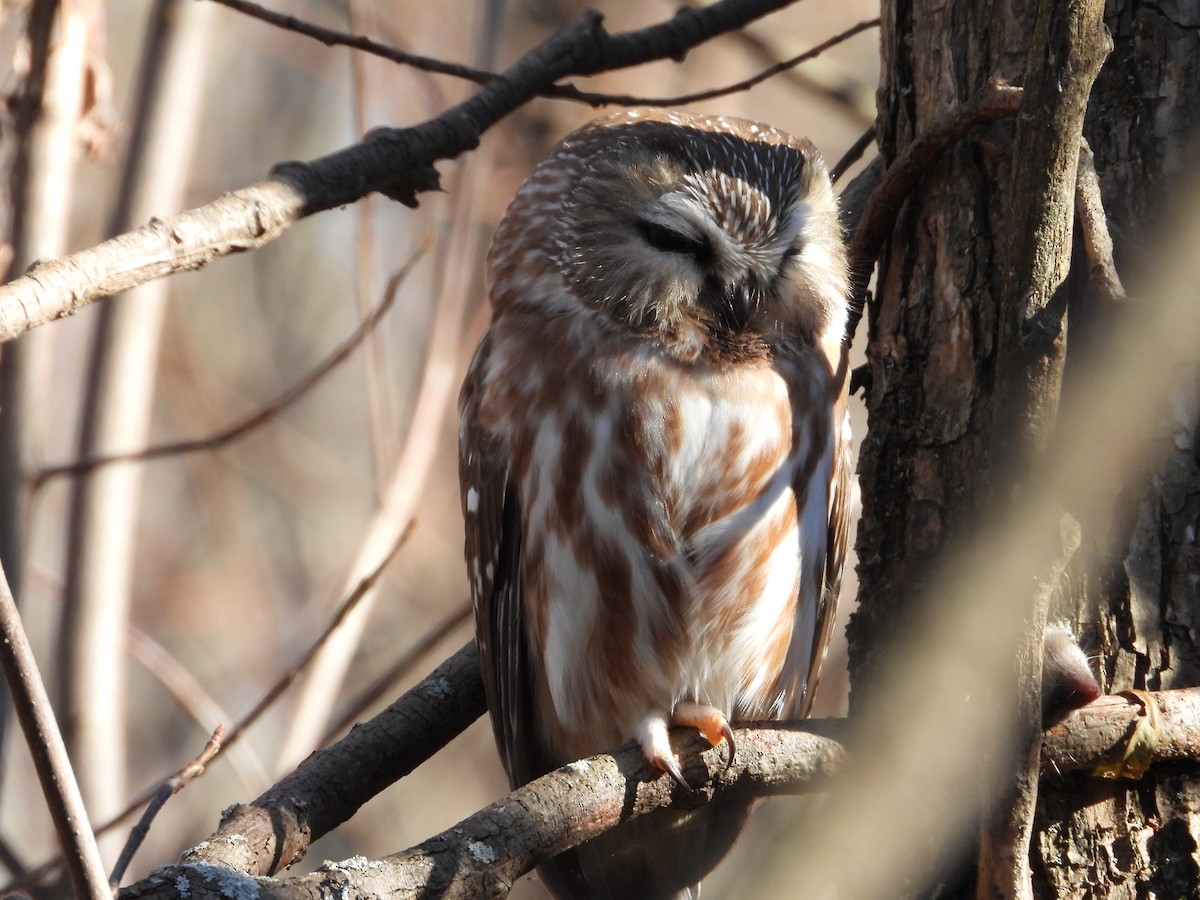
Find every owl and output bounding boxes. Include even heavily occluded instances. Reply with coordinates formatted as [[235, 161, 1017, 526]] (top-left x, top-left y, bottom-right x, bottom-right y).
[[459, 108, 851, 899]]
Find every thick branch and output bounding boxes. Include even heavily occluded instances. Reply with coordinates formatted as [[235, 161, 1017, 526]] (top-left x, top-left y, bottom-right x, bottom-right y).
[[130, 722, 848, 900], [0, 0, 796, 343], [118, 685, 1200, 900], [180, 642, 486, 874]]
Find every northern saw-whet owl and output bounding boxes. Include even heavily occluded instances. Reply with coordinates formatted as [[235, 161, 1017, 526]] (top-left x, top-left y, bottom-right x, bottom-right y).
[[459, 108, 851, 899]]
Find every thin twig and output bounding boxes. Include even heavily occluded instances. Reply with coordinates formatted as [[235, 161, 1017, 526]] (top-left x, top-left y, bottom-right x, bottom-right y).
[[0, 555, 109, 900], [0, 510, 418, 896], [348, 3, 392, 494], [210, 0, 877, 111], [206, 0, 498, 87], [0, 834, 29, 880], [727, 15, 876, 126], [551, 18, 882, 109], [321, 599, 473, 745], [108, 726, 226, 889], [31, 240, 428, 488], [831, 124, 876, 184], [0, 0, 804, 342], [222, 519, 416, 749], [127, 626, 269, 793]]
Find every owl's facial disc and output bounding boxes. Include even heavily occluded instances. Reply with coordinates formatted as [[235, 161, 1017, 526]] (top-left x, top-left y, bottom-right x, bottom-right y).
[[635, 188, 801, 334]]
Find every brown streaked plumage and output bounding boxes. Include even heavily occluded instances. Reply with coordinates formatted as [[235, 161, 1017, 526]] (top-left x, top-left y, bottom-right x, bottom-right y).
[[459, 108, 851, 899]]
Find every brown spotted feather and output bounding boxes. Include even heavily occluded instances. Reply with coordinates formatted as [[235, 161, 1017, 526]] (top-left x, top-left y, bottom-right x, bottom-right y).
[[459, 107, 851, 899]]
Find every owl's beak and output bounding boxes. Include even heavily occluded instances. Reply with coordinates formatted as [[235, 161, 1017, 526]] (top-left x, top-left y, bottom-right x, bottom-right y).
[[717, 280, 753, 331], [700, 275, 756, 332]]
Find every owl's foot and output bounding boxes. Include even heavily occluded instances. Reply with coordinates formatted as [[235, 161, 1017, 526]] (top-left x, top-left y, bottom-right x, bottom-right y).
[[636, 712, 690, 790], [673, 702, 736, 770]]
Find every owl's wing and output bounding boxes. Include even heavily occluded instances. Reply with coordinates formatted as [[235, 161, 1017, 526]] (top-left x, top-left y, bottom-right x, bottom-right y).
[[799, 411, 853, 716], [458, 339, 541, 788]]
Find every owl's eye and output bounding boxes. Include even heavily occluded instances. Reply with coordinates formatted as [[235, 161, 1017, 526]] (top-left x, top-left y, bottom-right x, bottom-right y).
[[636, 218, 713, 262]]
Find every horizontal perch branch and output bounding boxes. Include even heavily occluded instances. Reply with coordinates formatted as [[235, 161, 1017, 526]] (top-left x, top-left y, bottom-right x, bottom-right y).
[[118, 636, 1200, 900]]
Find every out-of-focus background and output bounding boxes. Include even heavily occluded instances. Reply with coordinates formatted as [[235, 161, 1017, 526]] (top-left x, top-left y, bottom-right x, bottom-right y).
[[0, 1, 878, 896]]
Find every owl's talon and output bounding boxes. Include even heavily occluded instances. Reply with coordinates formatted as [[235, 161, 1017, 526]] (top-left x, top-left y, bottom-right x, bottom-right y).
[[637, 712, 692, 791], [672, 702, 736, 768], [658, 753, 692, 792], [720, 721, 736, 770]]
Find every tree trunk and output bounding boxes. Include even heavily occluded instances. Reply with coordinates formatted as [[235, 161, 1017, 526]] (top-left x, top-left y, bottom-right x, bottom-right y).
[[852, 0, 1200, 896], [1035, 2, 1200, 895]]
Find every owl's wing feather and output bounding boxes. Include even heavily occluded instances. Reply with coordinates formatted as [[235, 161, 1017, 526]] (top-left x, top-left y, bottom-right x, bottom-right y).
[[460, 343, 540, 787], [800, 411, 853, 716]]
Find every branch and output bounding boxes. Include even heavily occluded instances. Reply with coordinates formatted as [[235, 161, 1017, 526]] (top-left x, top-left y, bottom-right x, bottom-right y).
[[1074, 138, 1130, 307], [320, 599, 472, 746], [109, 726, 226, 889], [211, 0, 876, 111], [30, 240, 427, 486], [179, 642, 487, 875], [0, 0, 798, 344], [0, 556, 109, 899], [130, 722, 847, 900], [978, 2, 1110, 895], [116, 678, 1200, 900]]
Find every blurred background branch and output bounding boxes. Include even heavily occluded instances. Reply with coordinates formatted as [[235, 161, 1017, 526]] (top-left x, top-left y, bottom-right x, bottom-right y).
[[3, 0, 1194, 898]]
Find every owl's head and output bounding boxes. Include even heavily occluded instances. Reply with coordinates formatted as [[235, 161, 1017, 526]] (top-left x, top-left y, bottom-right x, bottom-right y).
[[488, 109, 848, 362]]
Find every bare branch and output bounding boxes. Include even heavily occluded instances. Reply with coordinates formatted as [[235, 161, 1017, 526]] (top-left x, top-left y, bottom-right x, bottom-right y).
[[179, 642, 487, 875], [0, 0, 798, 343], [552, 18, 881, 109], [127, 626, 269, 793], [206, 0, 500, 87], [831, 123, 876, 184], [0, 555, 109, 900], [321, 599, 472, 746], [2, 527, 418, 896], [114, 677, 1200, 900], [109, 727, 226, 889], [31, 239, 428, 487], [209, 0, 876, 111], [221, 520, 415, 751]]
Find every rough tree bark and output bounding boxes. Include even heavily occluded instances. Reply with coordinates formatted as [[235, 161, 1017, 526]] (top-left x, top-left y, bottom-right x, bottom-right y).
[[851, 0, 1200, 896]]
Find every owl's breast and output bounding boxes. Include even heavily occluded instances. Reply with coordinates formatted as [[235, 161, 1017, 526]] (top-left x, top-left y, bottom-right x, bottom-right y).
[[487, 313, 832, 762]]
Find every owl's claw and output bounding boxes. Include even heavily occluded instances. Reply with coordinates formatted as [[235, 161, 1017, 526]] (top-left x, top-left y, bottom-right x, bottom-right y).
[[637, 712, 693, 791], [719, 720, 736, 771], [672, 702, 736, 769], [658, 752, 691, 791]]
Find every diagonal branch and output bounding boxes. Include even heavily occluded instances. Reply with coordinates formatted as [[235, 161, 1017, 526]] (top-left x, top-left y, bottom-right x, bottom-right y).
[[0, 556, 109, 900], [211, 0, 875, 112], [179, 642, 487, 876], [0, 0, 798, 344], [116, 675, 1200, 900], [30, 240, 427, 487]]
